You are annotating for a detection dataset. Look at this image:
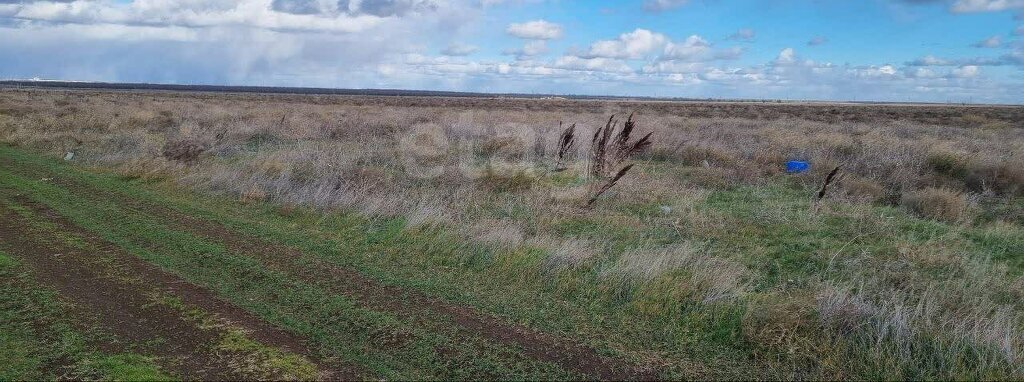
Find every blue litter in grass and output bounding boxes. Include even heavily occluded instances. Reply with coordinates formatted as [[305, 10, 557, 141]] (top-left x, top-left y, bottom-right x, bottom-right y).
[[786, 160, 810, 174]]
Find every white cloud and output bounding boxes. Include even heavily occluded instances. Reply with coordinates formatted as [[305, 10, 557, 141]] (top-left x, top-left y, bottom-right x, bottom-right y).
[[642, 0, 689, 12], [0, 0, 472, 87], [951, 0, 1024, 12], [552, 55, 633, 73], [503, 40, 548, 57], [662, 35, 711, 61], [950, 65, 980, 77], [905, 67, 940, 78], [641, 61, 704, 74], [505, 19, 561, 39], [906, 54, 1012, 66], [442, 42, 478, 56], [807, 36, 828, 46], [907, 55, 951, 66], [727, 28, 755, 42], [582, 29, 668, 59], [849, 64, 898, 78], [972, 35, 1002, 47], [580, 30, 738, 63], [773, 48, 798, 65], [1, 0, 411, 33], [1015, 25, 1024, 35], [712, 46, 744, 60]]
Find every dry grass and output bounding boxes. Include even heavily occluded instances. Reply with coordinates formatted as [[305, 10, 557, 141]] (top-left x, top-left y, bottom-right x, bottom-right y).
[[1, 87, 1023, 379], [901, 187, 975, 223]]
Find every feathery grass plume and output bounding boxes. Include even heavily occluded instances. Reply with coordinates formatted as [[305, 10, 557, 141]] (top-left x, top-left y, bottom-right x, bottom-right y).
[[588, 115, 616, 178], [554, 122, 576, 172], [584, 113, 653, 207], [589, 113, 652, 179], [613, 113, 652, 164]]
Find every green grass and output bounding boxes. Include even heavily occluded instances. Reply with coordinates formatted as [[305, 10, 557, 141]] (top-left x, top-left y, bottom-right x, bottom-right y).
[[0, 148, 578, 380], [0, 250, 170, 381]]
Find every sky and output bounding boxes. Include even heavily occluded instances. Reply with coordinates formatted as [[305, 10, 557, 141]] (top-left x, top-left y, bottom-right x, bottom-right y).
[[1, 0, 1024, 103]]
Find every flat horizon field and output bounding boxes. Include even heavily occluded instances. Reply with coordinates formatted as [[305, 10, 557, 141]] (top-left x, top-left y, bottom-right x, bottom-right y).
[[0, 87, 1022, 380]]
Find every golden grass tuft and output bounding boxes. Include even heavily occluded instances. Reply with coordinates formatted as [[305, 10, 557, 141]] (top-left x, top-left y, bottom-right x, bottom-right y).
[[901, 187, 974, 222]]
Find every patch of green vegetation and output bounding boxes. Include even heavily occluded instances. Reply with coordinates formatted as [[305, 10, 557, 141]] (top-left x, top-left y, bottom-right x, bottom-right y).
[[967, 225, 1024, 272], [77, 354, 168, 382], [216, 330, 320, 380], [148, 293, 320, 380], [926, 150, 971, 181], [0, 149, 579, 380], [0, 248, 170, 381]]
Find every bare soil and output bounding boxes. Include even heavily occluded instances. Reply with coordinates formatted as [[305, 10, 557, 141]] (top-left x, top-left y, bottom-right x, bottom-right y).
[[0, 190, 360, 380]]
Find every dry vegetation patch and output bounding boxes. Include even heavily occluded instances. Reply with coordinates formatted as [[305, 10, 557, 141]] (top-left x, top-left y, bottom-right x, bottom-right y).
[[2, 87, 1023, 379]]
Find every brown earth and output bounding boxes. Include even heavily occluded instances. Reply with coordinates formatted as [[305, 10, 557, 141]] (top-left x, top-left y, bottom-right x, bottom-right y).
[[0, 189, 361, 380]]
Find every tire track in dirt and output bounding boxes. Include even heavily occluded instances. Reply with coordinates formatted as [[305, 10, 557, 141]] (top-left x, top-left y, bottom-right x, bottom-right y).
[[0, 153, 657, 380], [0, 190, 362, 381]]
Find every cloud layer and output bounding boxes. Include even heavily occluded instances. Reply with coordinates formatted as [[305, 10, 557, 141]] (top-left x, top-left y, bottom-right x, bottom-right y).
[[0, 0, 1022, 103]]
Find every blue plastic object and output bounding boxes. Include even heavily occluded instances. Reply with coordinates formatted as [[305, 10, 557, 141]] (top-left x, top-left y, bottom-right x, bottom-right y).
[[786, 160, 810, 174]]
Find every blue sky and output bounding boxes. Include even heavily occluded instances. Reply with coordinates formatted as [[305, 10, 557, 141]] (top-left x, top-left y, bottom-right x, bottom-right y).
[[1, 0, 1023, 103]]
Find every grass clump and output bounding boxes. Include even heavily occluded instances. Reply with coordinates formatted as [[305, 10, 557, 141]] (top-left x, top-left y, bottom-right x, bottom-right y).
[[901, 187, 974, 223], [926, 148, 971, 180], [479, 166, 537, 193]]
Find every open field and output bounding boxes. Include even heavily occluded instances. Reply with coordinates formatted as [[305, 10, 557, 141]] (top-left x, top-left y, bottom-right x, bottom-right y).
[[1, 87, 1023, 380]]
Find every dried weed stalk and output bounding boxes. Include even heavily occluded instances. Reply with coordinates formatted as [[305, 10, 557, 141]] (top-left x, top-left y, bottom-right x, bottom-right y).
[[554, 122, 576, 172], [813, 165, 842, 211], [585, 113, 652, 207]]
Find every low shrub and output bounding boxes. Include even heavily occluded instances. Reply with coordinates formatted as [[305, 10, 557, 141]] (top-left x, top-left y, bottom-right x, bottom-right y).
[[925, 149, 970, 180], [966, 159, 1024, 197], [162, 138, 207, 162]]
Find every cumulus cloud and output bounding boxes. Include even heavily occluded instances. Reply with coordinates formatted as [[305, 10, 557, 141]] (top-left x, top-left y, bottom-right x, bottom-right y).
[[581, 29, 668, 59], [552, 55, 633, 73], [848, 64, 898, 78], [662, 35, 711, 60], [442, 42, 478, 56], [506, 19, 561, 39], [971, 35, 1002, 47], [727, 28, 755, 42], [576, 29, 741, 64], [773, 48, 798, 66], [503, 40, 547, 57], [950, 65, 980, 77]]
